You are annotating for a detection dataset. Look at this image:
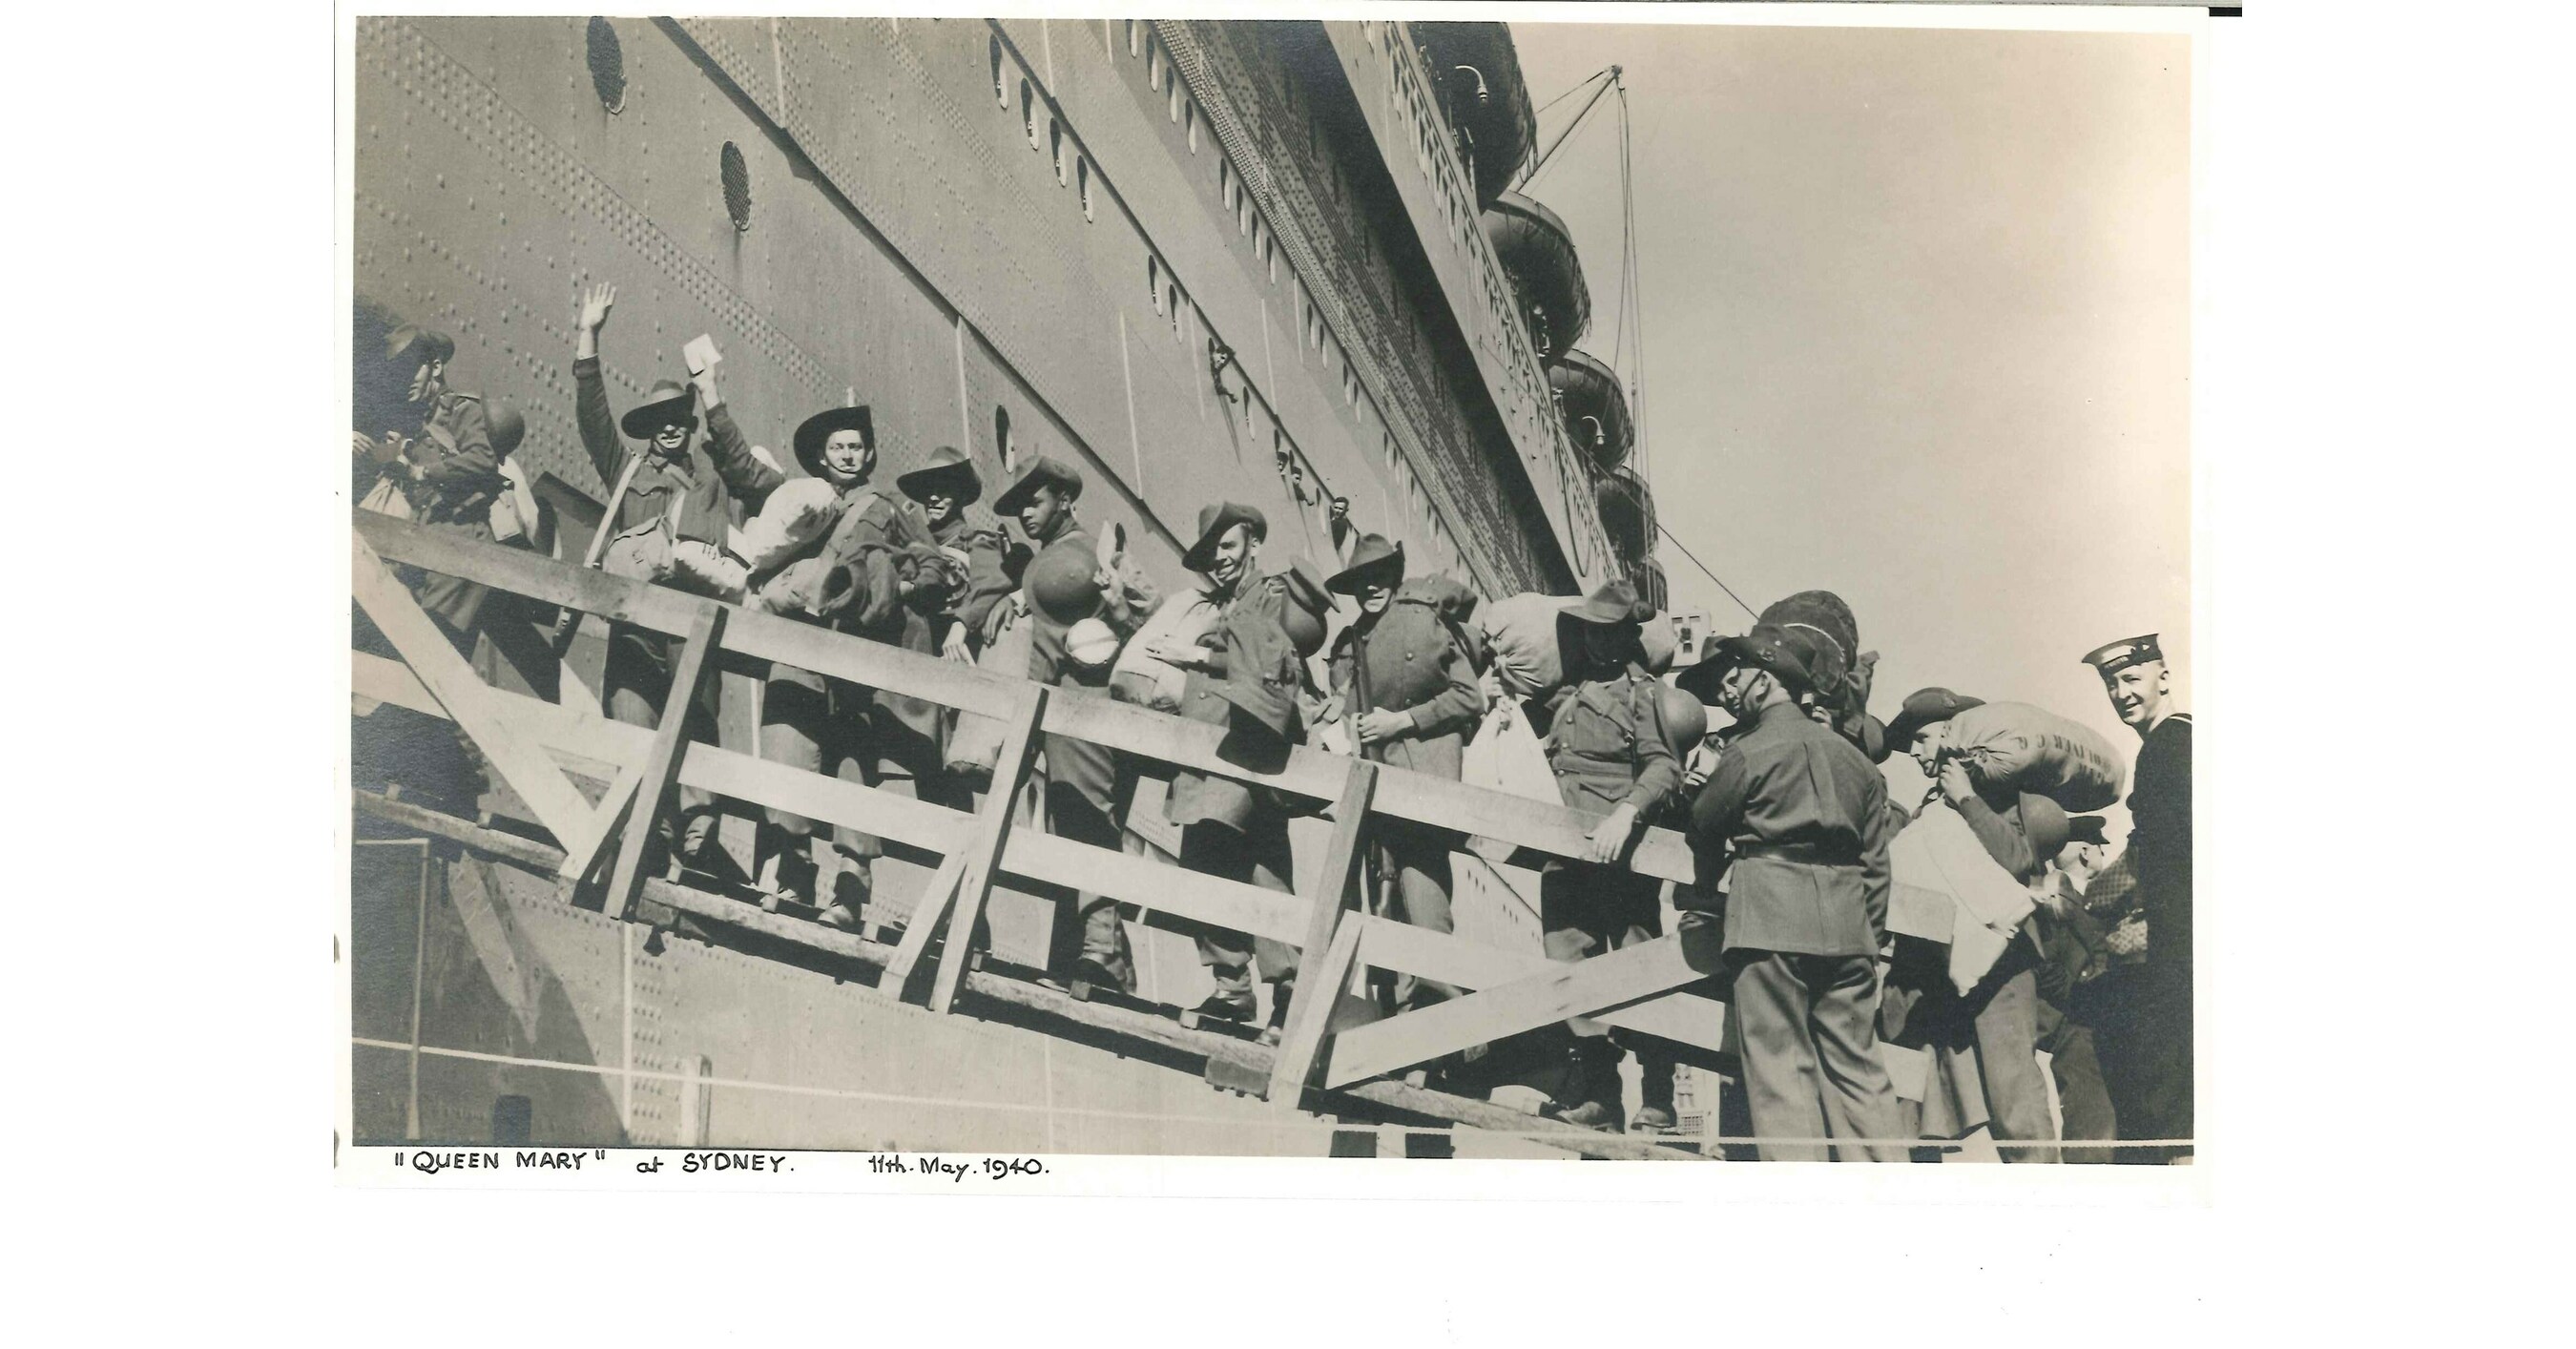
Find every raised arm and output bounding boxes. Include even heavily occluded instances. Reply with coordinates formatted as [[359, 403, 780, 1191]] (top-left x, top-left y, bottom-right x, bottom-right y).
[[694, 368, 784, 508], [571, 283, 626, 485]]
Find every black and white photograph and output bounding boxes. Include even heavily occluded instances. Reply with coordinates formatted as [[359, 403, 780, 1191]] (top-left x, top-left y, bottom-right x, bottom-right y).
[[342, 6, 2199, 1168]]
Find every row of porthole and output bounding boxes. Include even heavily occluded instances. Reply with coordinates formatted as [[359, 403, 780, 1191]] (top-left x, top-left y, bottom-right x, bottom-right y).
[[585, 18, 754, 233]]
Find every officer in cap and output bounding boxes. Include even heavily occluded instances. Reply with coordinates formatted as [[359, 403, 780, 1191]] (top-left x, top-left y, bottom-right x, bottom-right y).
[[2080, 633, 2192, 1162], [1688, 621, 1904, 1160], [2030, 815, 2120, 1158], [992, 454, 1142, 993], [1322, 534, 1487, 1027], [570, 281, 785, 878], [1883, 686, 2067, 1161], [1521, 580, 1681, 1130]]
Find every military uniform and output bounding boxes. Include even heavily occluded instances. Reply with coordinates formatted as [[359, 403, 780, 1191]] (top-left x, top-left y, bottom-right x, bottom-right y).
[[1009, 482, 1146, 989], [573, 359, 782, 737], [1325, 575, 1485, 1010], [1534, 661, 1681, 1121], [371, 387, 507, 641], [1921, 784, 2067, 1161], [1692, 689, 1904, 1162], [1167, 566, 1317, 1018], [926, 513, 1027, 656]]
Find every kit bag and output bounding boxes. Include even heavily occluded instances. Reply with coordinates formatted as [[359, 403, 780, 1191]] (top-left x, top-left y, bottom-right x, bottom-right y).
[[1944, 700, 2128, 813], [945, 606, 1036, 786]]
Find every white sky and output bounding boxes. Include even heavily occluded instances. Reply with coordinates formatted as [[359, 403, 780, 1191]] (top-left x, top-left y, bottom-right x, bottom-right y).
[[1510, 19, 2192, 826]]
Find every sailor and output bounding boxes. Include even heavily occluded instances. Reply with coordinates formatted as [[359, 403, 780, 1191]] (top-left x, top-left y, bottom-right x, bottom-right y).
[[1154, 510, 1335, 1037], [1322, 534, 1486, 1021], [2081, 633, 2193, 1162], [355, 323, 507, 646], [995, 455, 1145, 993], [2032, 816, 2120, 1159], [1528, 581, 1679, 1130], [1688, 623, 1904, 1161], [897, 445, 1027, 662], [753, 402, 944, 930], [570, 282, 784, 875], [1885, 686, 2068, 1162]]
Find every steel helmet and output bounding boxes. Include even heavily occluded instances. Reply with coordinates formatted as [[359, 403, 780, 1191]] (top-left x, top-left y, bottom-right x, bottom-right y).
[[1656, 683, 1709, 758], [1026, 541, 1105, 625]]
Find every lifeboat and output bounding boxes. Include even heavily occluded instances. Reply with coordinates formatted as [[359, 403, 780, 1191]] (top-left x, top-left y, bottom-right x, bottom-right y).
[[1482, 191, 1589, 361], [1595, 467, 1655, 563], [1548, 348, 1631, 470], [1411, 22, 1537, 208], [1630, 558, 1669, 613]]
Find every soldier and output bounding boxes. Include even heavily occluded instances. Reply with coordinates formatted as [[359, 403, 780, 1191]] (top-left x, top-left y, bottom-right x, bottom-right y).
[[995, 456, 1147, 993], [1125, 502, 1286, 1024], [753, 403, 946, 930], [1529, 581, 1680, 1130], [1157, 517, 1335, 1038], [897, 445, 1027, 662], [1322, 534, 1485, 1021], [2033, 817, 2120, 1159], [2081, 633, 2193, 1163], [1689, 623, 1904, 1161], [1885, 686, 2068, 1162], [571, 282, 785, 875], [354, 323, 507, 647]]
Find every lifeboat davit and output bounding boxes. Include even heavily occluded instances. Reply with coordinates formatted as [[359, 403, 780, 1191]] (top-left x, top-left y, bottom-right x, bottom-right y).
[[1548, 348, 1632, 470], [1595, 467, 1655, 563], [1482, 191, 1590, 361], [1412, 22, 1537, 208]]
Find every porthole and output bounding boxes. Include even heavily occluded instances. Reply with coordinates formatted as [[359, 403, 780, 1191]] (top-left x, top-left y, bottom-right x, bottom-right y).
[[719, 142, 752, 231], [1078, 157, 1093, 220], [586, 17, 626, 114], [1149, 256, 1162, 312], [1021, 79, 1036, 149], [1050, 119, 1066, 182], [1185, 100, 1199, 152], [990, 34, 1006, 106], [995, 406, 1016, 472], [1126, 20, 1141, 58]]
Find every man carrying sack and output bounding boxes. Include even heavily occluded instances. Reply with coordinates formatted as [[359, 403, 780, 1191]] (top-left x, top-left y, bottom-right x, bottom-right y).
[[1884, 686, 2069, 1161], [1689, 622, 1904, 1161], [1321, 534, 1486, 1025]]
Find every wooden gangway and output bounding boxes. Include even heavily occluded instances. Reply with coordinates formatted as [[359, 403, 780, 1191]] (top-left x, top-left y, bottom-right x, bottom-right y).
[[352, 511, 1954, 1159]]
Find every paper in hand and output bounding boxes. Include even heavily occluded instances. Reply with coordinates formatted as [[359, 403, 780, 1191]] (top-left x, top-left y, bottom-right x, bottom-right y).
[[683, 334, 722, 376]]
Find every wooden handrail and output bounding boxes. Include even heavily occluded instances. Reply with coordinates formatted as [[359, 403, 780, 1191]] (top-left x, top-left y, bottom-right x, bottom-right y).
[[354, 511, 1699, 883]]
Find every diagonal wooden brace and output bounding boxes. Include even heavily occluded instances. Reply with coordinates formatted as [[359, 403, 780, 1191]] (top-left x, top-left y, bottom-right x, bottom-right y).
[[876, 851, 967, 998], [602, 601, 726, 921], [928, 684, 1049, 1014], [1265, 758, 1378, 1105], [352, 531, 595, 847], [1322, 935, 1708, 1089], [554, 759, 644, 884]]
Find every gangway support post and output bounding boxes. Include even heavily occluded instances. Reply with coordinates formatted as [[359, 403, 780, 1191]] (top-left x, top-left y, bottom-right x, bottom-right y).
[[928, 684, 1049, 1014], [603, 601, 726, 922], [1264, 758, 1379, 1107]]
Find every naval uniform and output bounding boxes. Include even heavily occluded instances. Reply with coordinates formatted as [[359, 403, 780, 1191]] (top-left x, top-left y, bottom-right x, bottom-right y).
[[2088, 713, 2193, 1161], [1691, 699, 1904, 1162]]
